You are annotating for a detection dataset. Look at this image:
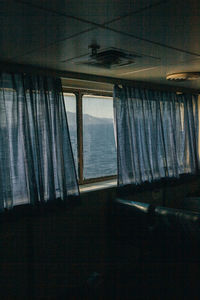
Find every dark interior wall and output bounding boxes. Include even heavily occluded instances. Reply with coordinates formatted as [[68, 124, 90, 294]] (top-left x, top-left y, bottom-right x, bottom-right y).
[[0, 187, 116, 299], [0, 176, 199, 299]]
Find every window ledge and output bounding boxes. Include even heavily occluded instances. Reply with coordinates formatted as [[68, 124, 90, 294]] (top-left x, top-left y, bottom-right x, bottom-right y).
[[79, 179, 117, 193]]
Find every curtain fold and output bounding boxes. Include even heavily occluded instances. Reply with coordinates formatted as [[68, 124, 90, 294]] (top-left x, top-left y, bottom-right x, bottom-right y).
[[113, 85, 199, 186], [0, 72, 79, 211]]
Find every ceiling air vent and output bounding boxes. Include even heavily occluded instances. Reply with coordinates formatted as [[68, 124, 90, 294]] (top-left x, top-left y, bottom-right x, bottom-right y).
[[64, 45, 141, 69]]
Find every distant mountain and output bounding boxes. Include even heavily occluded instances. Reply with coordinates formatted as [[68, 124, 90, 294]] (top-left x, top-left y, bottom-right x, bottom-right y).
[[66, 111, 113, 128]]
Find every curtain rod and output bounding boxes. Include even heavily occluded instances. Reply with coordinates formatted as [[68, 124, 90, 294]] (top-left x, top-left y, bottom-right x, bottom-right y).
[[0, 61, 199, 95]]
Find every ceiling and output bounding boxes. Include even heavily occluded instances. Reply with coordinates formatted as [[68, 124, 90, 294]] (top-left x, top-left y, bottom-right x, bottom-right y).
[[1, 0, 200, 91]]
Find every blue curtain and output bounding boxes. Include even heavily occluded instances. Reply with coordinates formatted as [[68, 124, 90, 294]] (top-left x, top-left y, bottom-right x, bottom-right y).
[[0, 72, 79, 211], [114, 85, 199, 186]]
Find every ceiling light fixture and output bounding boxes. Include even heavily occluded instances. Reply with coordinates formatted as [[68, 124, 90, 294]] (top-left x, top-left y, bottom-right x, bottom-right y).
[[166, 72, 200, 81]]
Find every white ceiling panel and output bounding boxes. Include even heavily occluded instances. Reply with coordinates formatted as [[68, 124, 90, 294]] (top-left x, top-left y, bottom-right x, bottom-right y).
[[108, 0, 200, 57], [19, 0, 161, 24], [0, 0, 200, 90], [0, 1, 91, 60], [14, 27, 199, 78], [11, 28, 161, 73]]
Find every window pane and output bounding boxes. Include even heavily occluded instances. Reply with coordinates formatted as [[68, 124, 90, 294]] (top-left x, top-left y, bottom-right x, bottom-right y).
[[83, 95, 117, 179], [64, 93, 78, 176]]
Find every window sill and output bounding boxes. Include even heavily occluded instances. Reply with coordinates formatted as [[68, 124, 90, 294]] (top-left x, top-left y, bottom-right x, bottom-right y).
[[79, 179, 117, 193]]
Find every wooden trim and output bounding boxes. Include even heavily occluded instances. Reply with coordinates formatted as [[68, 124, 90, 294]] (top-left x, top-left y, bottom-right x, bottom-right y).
[[76, 91, 84, 184], [63, 87, 112, 97], [81, 175, 117, 185]]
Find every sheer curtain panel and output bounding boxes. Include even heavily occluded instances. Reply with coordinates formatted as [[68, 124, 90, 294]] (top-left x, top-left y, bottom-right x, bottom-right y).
[[0, 72, 79, 211], [114, 85, 199, 186]]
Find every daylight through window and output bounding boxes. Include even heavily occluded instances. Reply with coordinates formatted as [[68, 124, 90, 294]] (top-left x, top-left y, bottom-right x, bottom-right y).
[[64, 92, 117, 184]]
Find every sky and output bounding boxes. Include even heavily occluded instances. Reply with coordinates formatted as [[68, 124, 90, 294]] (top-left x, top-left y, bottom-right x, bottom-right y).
[[64, 94, 114, 119]]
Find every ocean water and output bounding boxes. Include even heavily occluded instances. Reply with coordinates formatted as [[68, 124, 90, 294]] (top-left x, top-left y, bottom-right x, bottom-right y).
[[83, 123, 117, 179], [69, 123, 117, 180]]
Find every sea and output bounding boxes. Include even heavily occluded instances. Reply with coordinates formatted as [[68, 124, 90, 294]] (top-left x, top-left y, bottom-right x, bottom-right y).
[[68, 123, 117, 179]]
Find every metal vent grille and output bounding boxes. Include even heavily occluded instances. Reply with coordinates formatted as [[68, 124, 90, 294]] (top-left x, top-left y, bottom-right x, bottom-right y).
[[63, 47, 141, 69]]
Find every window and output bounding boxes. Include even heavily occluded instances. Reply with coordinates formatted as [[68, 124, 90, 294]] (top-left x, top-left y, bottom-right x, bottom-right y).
[[64, 91, 117, 184]]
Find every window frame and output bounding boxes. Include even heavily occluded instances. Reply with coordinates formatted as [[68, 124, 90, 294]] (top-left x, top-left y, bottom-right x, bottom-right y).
[[63, 87, 117, 185]]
